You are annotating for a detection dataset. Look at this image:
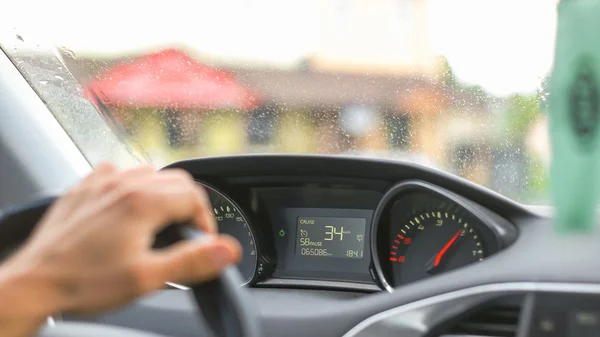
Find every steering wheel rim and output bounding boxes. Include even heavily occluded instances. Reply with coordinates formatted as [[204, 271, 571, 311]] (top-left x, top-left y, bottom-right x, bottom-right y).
[[0, 197, 261, 337], [158, 225, 261, 337]]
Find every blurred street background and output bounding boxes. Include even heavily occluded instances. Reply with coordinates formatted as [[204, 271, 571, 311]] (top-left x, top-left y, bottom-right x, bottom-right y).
[[2, 0, 558, 203]]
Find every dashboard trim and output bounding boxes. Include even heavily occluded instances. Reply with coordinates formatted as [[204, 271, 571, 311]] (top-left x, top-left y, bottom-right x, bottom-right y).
[[255, 278, 380, 292], [343, 281, 600, 337], [164, 282, 189, 290], [166, 279, 380, 293]]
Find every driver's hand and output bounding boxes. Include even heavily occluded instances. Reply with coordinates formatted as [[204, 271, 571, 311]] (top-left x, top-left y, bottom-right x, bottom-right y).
[[1, 163, 241, 319]]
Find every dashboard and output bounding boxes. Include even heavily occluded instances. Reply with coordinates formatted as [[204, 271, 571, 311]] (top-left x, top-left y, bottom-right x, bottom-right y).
[[171, 155, 518, 293], [9, 154, 600, 337], [0, 154, 542, 337]]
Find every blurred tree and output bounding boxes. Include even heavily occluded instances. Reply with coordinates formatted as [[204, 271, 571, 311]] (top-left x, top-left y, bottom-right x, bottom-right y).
[[438, 56, 489, 105], [503, 93, 548, 202], [438, 56, 457, 88], [526, 155, 550, 203], [503, 94, 541, 145], [437, 55, 548, 202]]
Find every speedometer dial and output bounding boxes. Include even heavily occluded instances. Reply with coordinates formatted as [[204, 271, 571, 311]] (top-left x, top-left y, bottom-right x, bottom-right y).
[[200, 184, 257, 285]]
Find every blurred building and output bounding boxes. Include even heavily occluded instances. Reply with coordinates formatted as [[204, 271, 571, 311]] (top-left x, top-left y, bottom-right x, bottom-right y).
[[60, 0, 491, 174], [230, 0, 463, 164]]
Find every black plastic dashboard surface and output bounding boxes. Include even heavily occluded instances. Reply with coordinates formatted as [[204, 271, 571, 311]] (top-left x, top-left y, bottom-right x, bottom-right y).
[[63, 155, 600, 337], [164, 155, 519, 292]]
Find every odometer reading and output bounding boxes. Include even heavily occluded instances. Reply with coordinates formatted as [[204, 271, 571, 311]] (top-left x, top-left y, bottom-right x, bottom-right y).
[[295, 217, 366, 259]]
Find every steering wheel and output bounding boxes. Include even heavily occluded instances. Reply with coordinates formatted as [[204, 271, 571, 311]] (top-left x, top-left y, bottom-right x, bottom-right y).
[[0, 197, 261, 337]]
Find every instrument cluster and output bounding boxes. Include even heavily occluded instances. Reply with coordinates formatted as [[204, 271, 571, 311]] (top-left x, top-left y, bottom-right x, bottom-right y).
[[197, 180, 517, 292]]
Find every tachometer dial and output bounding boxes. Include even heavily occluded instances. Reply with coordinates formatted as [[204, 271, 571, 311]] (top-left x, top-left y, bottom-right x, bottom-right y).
[[388, 210, 485, 286], [200, 184, 257, 285], [372, 182, 506, 291]]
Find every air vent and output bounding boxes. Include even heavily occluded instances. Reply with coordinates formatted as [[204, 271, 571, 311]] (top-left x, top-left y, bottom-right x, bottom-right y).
[[441, 302, 522, 337]]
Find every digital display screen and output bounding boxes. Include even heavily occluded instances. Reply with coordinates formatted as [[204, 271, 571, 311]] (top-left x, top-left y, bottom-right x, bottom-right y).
[[295, 217, 366, 259]]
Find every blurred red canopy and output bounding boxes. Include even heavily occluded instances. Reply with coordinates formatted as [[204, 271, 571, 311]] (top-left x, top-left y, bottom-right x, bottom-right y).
[[85, 49, 260, 110]]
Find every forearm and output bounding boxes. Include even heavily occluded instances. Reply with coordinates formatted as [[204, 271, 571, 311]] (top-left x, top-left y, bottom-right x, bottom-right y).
[[0, 256, 63, 337]]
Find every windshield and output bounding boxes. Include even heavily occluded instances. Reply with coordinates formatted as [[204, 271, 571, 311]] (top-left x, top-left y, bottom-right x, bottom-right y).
[[0, 0, 557, 204]]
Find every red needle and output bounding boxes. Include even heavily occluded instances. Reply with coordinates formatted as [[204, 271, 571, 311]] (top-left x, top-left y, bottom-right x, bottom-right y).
[[433, 230, 462, 267]]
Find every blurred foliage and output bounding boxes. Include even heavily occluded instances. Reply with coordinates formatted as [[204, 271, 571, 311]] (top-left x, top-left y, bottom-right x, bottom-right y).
[[503, 94, 541, 145], [438, 55, 548, 202], [528, 155, 548, 192], [438, 56, 489, 106], [503, 93, 548, 203], [438, 56, 458, 88]]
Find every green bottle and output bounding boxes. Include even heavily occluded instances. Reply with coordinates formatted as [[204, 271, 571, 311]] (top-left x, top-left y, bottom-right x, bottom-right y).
[[549, 0, 600, 233]]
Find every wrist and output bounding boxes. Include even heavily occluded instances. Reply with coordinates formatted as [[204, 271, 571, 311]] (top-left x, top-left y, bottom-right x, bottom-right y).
[[0, 253, 66, 320]]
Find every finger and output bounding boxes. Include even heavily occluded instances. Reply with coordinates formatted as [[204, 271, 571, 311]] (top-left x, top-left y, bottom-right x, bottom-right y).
[[192, 185, 217, 234], [85, 162, 117, 181], [91, 162, 118, 177], [50, 162, 119, 220], [82, 162, 120, 189], [118, 164, 157, 181], [66, 162, 117, 194], [84, 164, 156, 199], [146, 235, 242, 286], [125, 171, 216, 233]]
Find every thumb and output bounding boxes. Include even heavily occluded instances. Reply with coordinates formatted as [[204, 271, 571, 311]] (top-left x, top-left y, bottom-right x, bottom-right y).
[[148, 235, 242, 286]]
